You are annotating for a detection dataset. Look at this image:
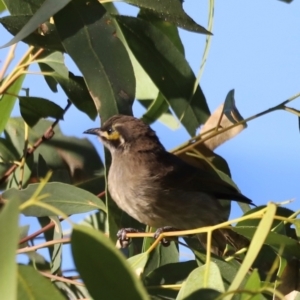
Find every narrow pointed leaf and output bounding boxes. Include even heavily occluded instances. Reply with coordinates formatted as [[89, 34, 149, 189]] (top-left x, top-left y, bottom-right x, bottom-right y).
[[240, 270, 263, 300], [228, 203, 277, 298], [116, 15, 210, 135], [0, 197, 19, 300], [0, 0, 71, 48], [0, 16, 64, 51], [176, 262, 224, 300], [0, 74, 26, 134], [124, 0, 211, 34], [54, 0, 135, 120]]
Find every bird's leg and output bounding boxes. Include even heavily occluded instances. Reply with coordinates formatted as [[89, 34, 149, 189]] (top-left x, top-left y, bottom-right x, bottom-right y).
[[117, 228, 140, 248], [153, 226, 179, 247]]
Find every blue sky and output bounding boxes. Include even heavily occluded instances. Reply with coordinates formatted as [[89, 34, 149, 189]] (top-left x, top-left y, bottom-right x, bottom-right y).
[[1, 0, 300, 265]]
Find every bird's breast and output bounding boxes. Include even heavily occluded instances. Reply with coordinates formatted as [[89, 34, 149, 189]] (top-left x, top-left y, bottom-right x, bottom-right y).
[[108, 159, 163, 226]]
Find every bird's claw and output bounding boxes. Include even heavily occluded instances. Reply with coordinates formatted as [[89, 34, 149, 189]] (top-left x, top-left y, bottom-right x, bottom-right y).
[[153, 226, 179, 247], [117, 228, 139, 248]]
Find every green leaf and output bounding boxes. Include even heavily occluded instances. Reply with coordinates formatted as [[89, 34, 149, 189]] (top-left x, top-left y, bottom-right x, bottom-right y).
[[3, 118, 104, 188], [0, 0, 71, 48], [0, 136, 19, 163], [145, 260, 198, 286], [0, 16, 64, 51], [0, 0, 6, 14], [127, 252, 150, 277], [36, 51, 68, 78], [7, 151, 33, 189], [116, 15, 210, 135], [0, 196, 19, 300], [227, 204, 277, 299], [140, 94, 180, 130], [143, 243, 179, 277], [19, 96, 64, 127], [2, 0, 44, 15], [54, 0, 135, 120], [240, 269, 264, 300], [176, 262, 224, 300], [0, 74, 26, 134], [123, 0, 211, 34], [71, 224, 150, 300], [234, 227, 300, 259], [223, 89, 247, 126], [38, 216, 62, 275], [3, 182, 106, 216], [54, 72, 97, 120], [17, 265, 65, 300]]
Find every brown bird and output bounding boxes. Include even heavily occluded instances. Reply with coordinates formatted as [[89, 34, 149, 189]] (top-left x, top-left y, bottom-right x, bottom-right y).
[[84, 115, 253, 255]]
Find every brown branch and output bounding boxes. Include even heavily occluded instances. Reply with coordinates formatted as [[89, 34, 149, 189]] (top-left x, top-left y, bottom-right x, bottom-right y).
[[39, 271, 84, 286], [17, 238, 70, 254], [0, 100, 72, 186], [97, 190, 105, 198], [19, 217, 64, 245]]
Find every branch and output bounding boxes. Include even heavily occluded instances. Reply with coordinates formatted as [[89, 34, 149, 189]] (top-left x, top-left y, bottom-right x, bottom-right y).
[[39, 271, 84, 287], [17, 237, 70, 254]]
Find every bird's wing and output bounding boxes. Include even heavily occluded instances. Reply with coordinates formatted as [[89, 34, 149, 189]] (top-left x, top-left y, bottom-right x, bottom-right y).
[[160, 152, 253, 205]]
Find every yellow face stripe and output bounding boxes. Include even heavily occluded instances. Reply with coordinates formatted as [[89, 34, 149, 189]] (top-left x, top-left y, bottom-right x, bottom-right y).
[[101, 130, 120, 140]]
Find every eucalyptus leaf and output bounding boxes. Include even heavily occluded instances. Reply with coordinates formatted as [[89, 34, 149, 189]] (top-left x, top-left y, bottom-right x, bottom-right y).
[[19, 96, 64, 127], [0, 0, 71, 48], [54, 0, 135, 120], [116, 15, 210, 135], [71, 225, 149, 300], [0, 197, 19, 300], [18, 265, 65, 300], [3, 182, 106, 216], [123, 0, 211, 34], [0, 73, 26, 134]]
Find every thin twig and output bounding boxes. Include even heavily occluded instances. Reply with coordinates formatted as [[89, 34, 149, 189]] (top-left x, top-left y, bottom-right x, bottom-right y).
[[18, 123, 29, 189], [17, 238, 70, 254], [97, 190, 105, 198], [39, 271, 84, 286], [19, 218, 64, 245], [0, 44, 17, 81], [0, 100, 72, 186], [173, 92, 300, 156]]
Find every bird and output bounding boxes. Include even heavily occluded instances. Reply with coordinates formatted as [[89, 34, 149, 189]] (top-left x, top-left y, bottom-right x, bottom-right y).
[[84, 114, 254, 255]]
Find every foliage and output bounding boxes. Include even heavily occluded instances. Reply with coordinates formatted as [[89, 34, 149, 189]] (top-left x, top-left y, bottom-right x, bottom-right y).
[[0, 0, 299, 299]]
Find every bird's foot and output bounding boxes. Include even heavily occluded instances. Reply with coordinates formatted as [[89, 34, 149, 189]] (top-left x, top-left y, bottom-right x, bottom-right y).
[[153, 226, 179, 247], [117, 228, 140, 248]]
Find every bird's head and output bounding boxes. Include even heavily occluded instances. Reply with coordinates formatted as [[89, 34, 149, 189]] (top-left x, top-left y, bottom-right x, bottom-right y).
[[84, 115, 164, 153]]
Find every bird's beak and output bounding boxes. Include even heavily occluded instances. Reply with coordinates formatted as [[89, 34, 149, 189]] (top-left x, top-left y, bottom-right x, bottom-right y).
[[83, 128, 101, 136]]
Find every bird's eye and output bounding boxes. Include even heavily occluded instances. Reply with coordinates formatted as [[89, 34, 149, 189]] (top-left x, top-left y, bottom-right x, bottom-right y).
[[107, 127, 114, 134]]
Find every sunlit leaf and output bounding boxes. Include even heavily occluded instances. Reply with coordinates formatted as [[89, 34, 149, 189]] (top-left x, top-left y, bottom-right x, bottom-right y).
[[0, 74, 26, 134], [176, 262, 224, 300], [3, 182, 106, 216], [0, 197, 19, 300], [18, 265, 65, 300]]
